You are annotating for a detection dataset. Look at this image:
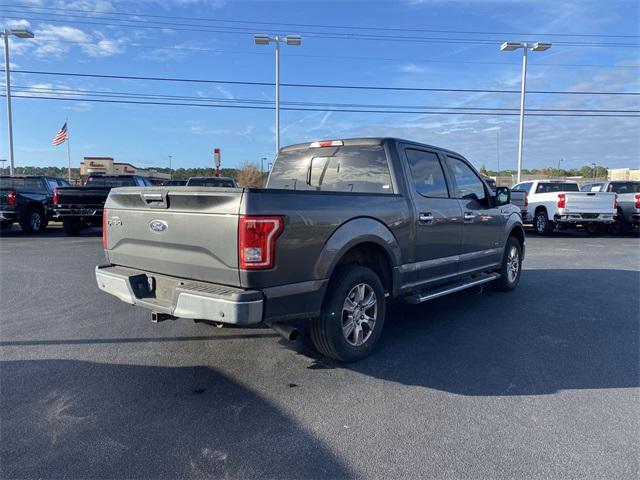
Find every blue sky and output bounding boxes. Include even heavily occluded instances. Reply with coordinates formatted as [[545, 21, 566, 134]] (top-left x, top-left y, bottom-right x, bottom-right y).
[[1, 0, 639, 172]]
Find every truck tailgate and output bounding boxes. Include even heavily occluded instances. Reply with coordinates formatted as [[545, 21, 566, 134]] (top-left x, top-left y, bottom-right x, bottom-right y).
[[565, 192, 615, 212], [104, 187, 242, 286], [57, 186, 111, 205]]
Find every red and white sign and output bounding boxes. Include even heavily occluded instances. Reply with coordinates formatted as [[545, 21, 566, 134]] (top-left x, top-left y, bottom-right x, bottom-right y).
[[213, 148, 221, 168]]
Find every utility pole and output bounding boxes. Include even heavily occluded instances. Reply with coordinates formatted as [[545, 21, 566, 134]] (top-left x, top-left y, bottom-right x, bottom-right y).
[[168, 155, 173, 178]]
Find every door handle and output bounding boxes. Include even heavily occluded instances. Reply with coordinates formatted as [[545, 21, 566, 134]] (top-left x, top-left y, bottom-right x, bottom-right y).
[[419, 212, 434, 224], [463, 212, 475, 222]]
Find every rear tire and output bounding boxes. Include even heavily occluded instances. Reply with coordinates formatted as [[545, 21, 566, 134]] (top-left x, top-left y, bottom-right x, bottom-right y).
[[310, 265, 386, 362], [63, 219, 82, 236], [534, 210, 554, 236], [20, 207, 45, 234], [584, 223, 605, 237], [493, 236, 523, 292], [609, 211, 631, 236]]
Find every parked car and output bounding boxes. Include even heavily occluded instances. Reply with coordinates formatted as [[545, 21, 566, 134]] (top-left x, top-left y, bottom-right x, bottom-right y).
[[96, 138, 525, 362], [581, 181, 640, 234], [53, 174, 153, 235], [511, 180, 616, 236], [0, 175, 70, 233], [162, 179, 188, 186], [186, 176, 237, 187]]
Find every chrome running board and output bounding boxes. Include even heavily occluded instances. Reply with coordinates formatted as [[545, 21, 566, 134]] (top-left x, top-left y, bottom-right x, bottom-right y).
[[404, 272, 500, 304]]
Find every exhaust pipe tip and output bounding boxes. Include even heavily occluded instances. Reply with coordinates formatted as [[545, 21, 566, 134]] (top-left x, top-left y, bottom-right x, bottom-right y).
[[269, 322, 299, 342]]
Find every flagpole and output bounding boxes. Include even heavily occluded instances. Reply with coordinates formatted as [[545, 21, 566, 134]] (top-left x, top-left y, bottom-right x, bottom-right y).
[[66, 118, 71, 183]]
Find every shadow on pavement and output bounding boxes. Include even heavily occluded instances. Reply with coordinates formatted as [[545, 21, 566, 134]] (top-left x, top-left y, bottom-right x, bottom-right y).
[[0, 359, 351, 479], [296, 268, 639, 395], [0, 224, 102, 238]]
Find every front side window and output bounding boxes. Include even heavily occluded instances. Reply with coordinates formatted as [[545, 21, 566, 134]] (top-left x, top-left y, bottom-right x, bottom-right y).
[[405, 149, 449, 198], [268, 145, 393, 194], [607, 182, 640, 194], [448, 157, 486, 202]]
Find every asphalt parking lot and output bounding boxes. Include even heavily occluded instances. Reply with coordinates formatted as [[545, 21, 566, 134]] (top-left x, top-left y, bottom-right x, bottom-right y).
[[1, 225, 638, 479]]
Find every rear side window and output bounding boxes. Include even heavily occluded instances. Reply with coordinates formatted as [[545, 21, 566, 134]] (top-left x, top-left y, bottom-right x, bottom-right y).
[[536, 182, 579, 193], [405, 149, 449, 198], [607, 182, 640, 194], [513, 182, 533, 193], [447, 157, 486, 202], [268, 145, 393, 194], [187, 178, 236, 187], [0, 177, 44, 189], [86, 177, 137, 187]]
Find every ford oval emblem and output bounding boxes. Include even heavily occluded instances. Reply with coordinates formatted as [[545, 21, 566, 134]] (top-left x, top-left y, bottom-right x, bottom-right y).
[[149, 219, 168, 233]]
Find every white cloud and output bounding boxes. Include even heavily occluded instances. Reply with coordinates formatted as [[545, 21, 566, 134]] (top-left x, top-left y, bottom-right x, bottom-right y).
[[215, 86, 235, 100], [398, 63, 429, 74], [6, 19, 32, 29]]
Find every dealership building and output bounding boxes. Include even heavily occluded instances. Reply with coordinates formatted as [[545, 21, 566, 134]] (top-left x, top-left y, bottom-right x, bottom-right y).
[[79, 157, 170, 183]]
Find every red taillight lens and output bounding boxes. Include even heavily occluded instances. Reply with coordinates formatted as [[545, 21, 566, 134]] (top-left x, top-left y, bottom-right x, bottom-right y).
[[635, 194, 640, 209], [238, 215, 284, 270], [614, 194, 618, 209], [53, 188, 59, 205], [557, 193, 566, 209], [524, 192, 528, 207], [102, 209, 108, 249], [6, 190, 17, 206]]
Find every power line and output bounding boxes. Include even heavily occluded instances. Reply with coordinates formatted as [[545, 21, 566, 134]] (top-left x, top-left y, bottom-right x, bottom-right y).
[[9, 85, 639, 114], [21, 38, 640, 69], [5, 93, 638, 117], [6, 69, 640, 96], [4, 2, 639, 39], [2, 12, 638, 48]]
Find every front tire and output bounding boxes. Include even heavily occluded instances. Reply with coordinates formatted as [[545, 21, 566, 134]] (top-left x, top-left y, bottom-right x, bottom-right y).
[[311, 265, 386, 362], [584, 223, 605, 237], [534, 210, 555, 236], [63, 218, 82, 236], [493, 237, 523, 292], [20, 208, 45, 234]]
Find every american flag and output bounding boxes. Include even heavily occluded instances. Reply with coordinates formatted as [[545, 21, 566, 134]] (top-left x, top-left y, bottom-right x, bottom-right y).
[[52, 122, 69, 146]]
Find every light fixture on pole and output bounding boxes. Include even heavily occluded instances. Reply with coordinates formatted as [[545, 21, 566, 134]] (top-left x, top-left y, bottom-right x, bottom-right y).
[[254, 34, 302, 156], [500, 40, 551, 183], [2, 28, 35, 177]]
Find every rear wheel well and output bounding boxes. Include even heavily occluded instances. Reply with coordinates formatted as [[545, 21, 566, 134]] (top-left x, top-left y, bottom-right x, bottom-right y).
[[333, 242, 393, 294], [534, 205, 547, 217]]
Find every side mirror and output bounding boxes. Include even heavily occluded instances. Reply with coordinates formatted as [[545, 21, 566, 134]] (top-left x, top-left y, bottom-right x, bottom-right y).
[[495, 186, 511, 206]]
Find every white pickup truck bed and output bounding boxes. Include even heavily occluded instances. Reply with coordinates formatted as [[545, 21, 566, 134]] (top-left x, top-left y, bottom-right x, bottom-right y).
[[511, 180, 616, 236]]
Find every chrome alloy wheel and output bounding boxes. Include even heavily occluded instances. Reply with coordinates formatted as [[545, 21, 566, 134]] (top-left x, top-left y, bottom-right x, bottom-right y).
[[342, 283, 377, 347], [507, 246, 520, 283], [30, 211, 42, 231]]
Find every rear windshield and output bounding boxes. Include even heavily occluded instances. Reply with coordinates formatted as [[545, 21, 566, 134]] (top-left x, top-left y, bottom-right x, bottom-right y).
[[606, 182, 640, 194], [187, 178, 236, 187], [267, 145, 393, 194], [536, 182, 580, 193], [0, 177, 44, 189], [86, 176, 137, 187]]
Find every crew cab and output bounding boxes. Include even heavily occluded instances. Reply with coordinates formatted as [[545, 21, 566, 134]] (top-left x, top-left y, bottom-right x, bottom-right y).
[[53, 175, 153, 235], [511, 180, 616, 236], [0, 175, 70, 233], [96, 138, 525, 361], [581, 181, 640, 234]]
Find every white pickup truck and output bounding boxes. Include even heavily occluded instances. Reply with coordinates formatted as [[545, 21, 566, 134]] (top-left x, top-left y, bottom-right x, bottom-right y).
[[511, 180, 616, 236]]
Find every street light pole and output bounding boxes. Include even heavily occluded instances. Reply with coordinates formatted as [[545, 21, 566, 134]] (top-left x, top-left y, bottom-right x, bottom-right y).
[[254, 34, 301, 157], [2, 29, 35, 177], [168, 155, 172, 178], [500, 41, 551, 184]]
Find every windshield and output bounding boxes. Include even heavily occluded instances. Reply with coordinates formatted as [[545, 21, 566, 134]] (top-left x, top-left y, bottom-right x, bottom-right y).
[[0, 177, 44, 189], [536, 182, 580, 193], [187, 178, 236, 187], [607, 182, 640, 194], [267, 144, 393, 194], [85, 177, 137, 187]]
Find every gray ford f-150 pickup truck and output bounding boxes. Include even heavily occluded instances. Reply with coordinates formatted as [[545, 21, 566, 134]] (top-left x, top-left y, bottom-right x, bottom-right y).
[[96, 138, 525, 361]]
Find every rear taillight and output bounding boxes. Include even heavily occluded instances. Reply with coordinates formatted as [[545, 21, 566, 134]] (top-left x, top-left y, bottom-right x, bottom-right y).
[[524, 192, 528, 207], [557, 193, 566, 209], [102, 209, 108, 249], [53, 188, 59, 205], [6, 189, 17, 206], [635, 194, 640, 209], [614, 194, 618, 209], [310, 140, 344, 148], [238, 215, 284, 270]]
